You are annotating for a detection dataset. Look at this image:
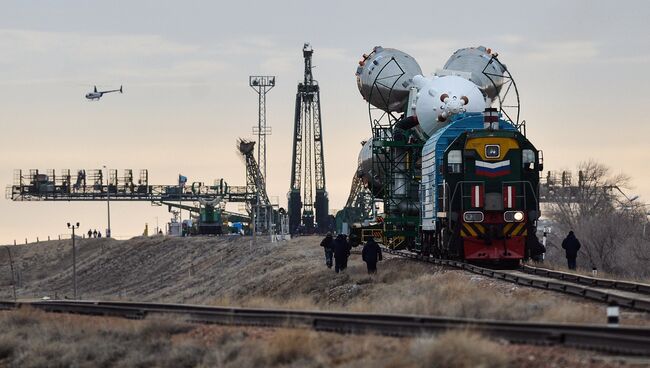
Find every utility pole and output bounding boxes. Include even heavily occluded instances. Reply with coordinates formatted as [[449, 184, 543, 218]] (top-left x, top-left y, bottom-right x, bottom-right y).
[[67, 222, 80, 299], [5, 246, 16, 301], [103, 165, 112, 237]]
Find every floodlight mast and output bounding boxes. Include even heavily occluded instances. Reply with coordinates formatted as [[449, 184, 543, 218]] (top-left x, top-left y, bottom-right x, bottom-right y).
[[249, 75, 276, 187]]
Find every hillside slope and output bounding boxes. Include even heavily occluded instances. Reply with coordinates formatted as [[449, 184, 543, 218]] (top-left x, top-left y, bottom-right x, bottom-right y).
[[0, 235, 639, 324]]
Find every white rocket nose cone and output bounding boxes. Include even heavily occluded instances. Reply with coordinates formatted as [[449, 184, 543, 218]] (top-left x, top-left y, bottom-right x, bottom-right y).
[[414, 75, 486, 137]]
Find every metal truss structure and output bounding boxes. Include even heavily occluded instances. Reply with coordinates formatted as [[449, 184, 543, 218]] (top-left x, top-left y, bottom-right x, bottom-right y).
[[249, 75, 275, 186], [288, 43, 328, 234], [7, 169, 247, 203], [238, 139, 273, 234], [366, 56, 423, 249]]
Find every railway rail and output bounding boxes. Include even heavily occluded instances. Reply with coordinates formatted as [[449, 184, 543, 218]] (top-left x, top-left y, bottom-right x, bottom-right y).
[[380, 247, 650, 313], [1, 300, 649, 355], [521, 264, 650, 296]]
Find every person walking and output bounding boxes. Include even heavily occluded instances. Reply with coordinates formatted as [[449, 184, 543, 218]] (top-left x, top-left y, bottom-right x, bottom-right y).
[[93, 229, 98, 238], [561, 230, 581, 270], [320, 232, 334, 269], [333, 234, 350, 273], [362, 237, 383, 274], [87, 229, 92, 238]]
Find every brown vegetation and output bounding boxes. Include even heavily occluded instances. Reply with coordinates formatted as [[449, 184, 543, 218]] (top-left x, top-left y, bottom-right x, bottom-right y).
[[545, 160, 650, 279], [1, 235, 643, 327], [410, 330, 510, 368], [0, 308, 632, 368]]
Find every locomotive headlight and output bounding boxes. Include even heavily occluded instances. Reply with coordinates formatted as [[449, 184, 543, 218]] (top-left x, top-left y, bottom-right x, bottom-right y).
[[504, 211, 525, 222], [463, 211, 484, 223], [485, 145, 500, 158], [514, 211, 524, 222]]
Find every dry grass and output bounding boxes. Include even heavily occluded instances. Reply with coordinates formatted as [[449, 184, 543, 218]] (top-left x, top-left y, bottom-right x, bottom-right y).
[[343, 271, 602, 323], [0, 308, 634, 368], [211, 263, 605, 325], [231, 296, 321, 311], [2, 235, 628, 330], [263, 329, 316, 365], [206, 251, 608, 324], [410, 330, 510, 368], [0, 308, 205, 368], [0, 308, 412, 368]]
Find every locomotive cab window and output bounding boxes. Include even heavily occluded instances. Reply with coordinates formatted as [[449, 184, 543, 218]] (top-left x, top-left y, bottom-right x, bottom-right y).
[[447, 150, 462, 173], [522, 149, 535, 170], [485, 145, 500, 159]]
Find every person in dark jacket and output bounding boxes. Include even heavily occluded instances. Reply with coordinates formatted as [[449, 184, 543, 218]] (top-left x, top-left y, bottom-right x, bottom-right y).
[[362, 238, 383, 274], [561, 231, 581, 270], [333, 234, 350, 273], [320, 232, 334, 268]]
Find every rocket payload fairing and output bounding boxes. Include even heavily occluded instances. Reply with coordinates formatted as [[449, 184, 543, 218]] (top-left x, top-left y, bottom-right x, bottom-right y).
[[356, 45, 506, 136]]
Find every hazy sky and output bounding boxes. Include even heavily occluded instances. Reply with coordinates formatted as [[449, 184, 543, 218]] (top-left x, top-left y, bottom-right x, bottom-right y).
[[0, 0, 648, 243]]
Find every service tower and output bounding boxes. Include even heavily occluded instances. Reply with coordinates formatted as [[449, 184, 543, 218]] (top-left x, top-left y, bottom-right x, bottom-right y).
[[288, 43, 329, 234]]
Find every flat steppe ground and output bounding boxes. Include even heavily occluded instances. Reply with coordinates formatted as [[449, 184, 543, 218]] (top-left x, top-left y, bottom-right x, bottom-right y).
[[0, 235, 647, 367]]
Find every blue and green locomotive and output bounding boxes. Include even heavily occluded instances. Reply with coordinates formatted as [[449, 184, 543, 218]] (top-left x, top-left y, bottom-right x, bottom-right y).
[[420, 108, 544, 264], [346, 45, 545, 265]]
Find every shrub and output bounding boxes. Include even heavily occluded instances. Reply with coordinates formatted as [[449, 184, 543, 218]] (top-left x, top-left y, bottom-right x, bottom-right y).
[[264, 329, 317, 365], [410, 330, 510, 368]]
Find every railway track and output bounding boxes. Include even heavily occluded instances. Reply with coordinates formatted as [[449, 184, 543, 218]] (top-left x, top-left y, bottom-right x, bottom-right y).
[[521, 264, 650, 296], [1, 299, 649, 355], [380, 247, 650, 313]]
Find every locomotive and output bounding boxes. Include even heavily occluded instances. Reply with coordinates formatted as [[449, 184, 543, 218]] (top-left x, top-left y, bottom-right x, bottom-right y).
[[420, 109, 543, 265], [348, 45, 544, 265]]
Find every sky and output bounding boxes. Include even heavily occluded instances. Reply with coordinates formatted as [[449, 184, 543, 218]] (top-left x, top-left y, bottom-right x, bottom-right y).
[[0, 0, 648, 243]]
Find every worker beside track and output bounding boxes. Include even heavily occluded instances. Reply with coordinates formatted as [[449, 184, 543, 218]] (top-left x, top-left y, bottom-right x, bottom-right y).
[[362, 238, 383, 274], [562, 231, 581, 270], [320, 232, 334, 269], [333, 234, 350, 273]]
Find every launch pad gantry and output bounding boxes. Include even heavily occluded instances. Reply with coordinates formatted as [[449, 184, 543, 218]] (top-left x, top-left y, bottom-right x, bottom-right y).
[[288, 43, 329, 234]]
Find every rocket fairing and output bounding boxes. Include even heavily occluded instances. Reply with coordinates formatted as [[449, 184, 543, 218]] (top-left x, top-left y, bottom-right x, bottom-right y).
[[410, 74, 486, 137], [442, 46, 507, 102], [356, 46, 423, 113], [355, 45, 506, 135]]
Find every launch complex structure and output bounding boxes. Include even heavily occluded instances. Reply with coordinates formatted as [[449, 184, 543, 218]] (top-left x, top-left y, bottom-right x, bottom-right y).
[[6, 44, 336, 237]]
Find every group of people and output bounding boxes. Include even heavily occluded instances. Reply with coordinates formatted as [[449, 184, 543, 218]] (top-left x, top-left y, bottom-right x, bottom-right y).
[[320, 233, 383, 274], [319, 230, 582, 273], [87, 229, 102, 238]]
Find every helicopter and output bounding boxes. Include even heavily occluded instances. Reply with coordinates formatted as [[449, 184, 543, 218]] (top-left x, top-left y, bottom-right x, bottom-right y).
[[85, 85, 123, 100]]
